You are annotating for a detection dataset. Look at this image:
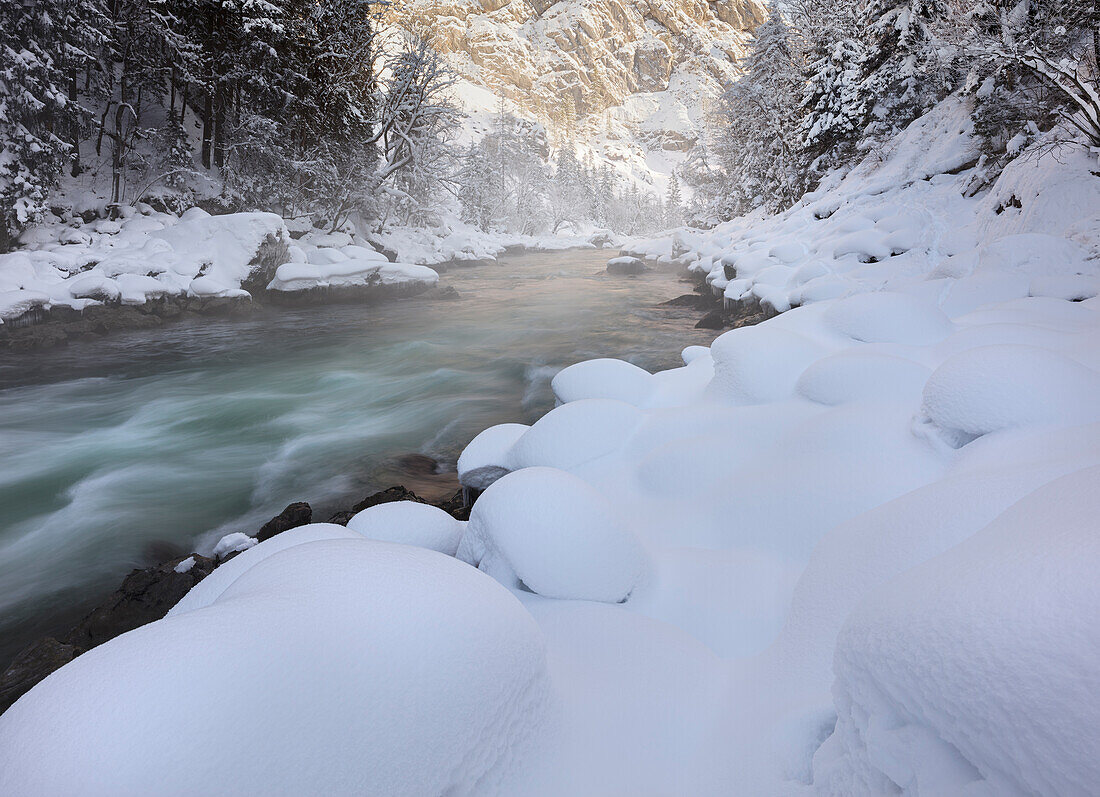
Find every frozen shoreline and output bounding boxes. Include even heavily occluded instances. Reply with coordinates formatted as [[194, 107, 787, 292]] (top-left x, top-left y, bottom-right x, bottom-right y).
[[0, 205, 619, 350]]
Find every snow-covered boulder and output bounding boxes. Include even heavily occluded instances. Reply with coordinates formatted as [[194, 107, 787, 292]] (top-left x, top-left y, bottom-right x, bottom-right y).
[[708, 325, 826, 405], [796, 351, 931, 407], [507, 398, 644, 472], [823, 292, 954, 346], [551, 358, 654, 406], [0, 289, 50, 322], [152, 211, 289, 293], [266, 260, 438, 293], [173, 524, 358, 615], [816, 465, 1100, 796], [458, 423, 530, 491], [919, 344, 1100, 447], [347, 501, 464, 556], [466, 467, 648, 603], [0, 539, 553, 796]]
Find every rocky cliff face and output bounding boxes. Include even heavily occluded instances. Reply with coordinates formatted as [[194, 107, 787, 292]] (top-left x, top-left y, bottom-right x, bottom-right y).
[[397, 0, 765, 183]]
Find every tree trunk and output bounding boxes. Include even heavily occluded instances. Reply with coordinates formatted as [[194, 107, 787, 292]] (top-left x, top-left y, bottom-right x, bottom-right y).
[[68, 73, 81, 177], [214, 85, 226, 169], [202, 93, 213, 169]]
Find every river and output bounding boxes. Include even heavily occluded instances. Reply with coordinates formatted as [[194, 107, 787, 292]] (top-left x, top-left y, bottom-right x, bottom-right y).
[[0, 248, 716, 664]]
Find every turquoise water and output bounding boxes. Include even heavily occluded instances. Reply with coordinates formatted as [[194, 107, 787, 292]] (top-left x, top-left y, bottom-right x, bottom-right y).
[[0, 249, 715, 663]]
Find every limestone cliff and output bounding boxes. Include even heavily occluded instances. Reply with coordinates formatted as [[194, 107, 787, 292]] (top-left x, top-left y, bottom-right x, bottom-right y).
[[395, 0, 766, 184]]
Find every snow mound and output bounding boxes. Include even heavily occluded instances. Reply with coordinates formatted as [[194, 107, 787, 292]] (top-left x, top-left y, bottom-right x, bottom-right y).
[[823, 292, 954, 345], [796, 351, 931, 406], [347, 501, 465, 556], [708, 325, 826, 405], [466, 467, 647, 603], [551, 358, 654, 406], [0, 539, 553, 796], [173, 523, 359, 615], [816, 465, 1100, 796], [507, 399, 643, 472], [920, 344, 1100, 446], [458, 422, 530, 491], [210, 531, 257, 558]]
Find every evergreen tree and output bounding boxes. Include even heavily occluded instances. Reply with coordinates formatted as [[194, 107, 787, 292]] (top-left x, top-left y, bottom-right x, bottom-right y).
[[712, 1, 806, 215], [665, 173, 682, 227], [800, 34, 867, 173], [859, 0, 954, 138], [0, 0, 70, 249]]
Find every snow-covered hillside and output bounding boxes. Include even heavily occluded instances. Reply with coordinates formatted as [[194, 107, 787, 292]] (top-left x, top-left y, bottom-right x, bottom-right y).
[[3, 93, 1098, 794], [402, 0, 765, 189]]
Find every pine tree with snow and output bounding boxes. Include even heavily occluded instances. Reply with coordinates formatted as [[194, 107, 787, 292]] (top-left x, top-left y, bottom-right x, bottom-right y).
[[711, 1, 807, 215], [0, 0, 71, 250], [800, 34, 868, 173], [665, 173, 682, 227], [547, 144, 588, 232], [859, 0, 954, 138]]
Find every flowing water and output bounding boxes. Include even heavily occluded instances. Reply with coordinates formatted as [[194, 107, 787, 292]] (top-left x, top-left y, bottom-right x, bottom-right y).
[[0, 248, 715, 663]]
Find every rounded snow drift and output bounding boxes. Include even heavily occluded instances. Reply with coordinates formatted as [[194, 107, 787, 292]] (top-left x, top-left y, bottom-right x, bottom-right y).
[[824, 291, 953, 345], [551, 358, 653, 406], [708, 325, 824, 405], [171, 522, 360, 616], [796, 351, 931, 406], [347, 500, 464, 556], [0, 539, 552, 797], [920, 344, 1100, 446], [469, 466, 648, 603], [507, 399, 643, 472]]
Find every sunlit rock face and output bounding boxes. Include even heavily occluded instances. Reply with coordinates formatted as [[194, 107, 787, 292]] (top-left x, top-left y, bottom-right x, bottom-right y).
[[396, 0, 765, 171]]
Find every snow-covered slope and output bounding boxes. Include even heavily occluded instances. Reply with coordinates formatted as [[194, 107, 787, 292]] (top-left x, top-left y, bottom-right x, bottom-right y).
[[401, 0, 764, 188], [631, 97, 1100, 310]]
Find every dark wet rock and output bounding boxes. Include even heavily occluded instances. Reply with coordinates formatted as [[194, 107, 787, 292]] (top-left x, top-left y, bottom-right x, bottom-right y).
[[351, 485, 428, 514], [394, 454, 440, 476], [143, 539, 187, 565], [326, 510, 356, 526], [422, 285, 460, 300], [256, 502, 312, 543], [435, 488, 472, 522], [366, 239, 399, 263], [0, 637, 81, 715], [661, 293, 712, 309], [63, 555, 216, 653], [606, 256, 646, 275], [695, 309, 728, 330], [241, 231, 291, 295]]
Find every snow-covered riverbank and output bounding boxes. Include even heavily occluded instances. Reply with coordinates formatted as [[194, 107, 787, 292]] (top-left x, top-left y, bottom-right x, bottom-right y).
[[2, 97, 1099, 795], [0, 205, 620, 349]]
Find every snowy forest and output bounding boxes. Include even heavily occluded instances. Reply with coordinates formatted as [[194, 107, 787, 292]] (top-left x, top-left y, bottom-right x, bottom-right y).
[[0, 0, 676, 250], [684, 0, 1100, 223]]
